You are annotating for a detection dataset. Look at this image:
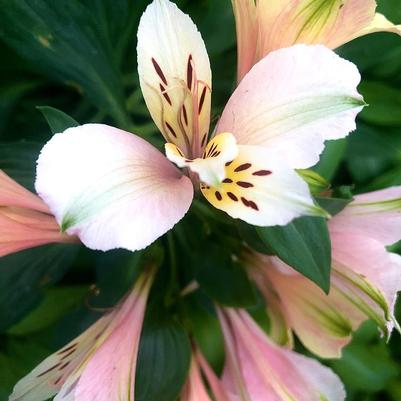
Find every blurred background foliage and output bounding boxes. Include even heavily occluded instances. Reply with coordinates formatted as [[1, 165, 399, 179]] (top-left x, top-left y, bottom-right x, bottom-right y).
[[0, 0, 400, 400]]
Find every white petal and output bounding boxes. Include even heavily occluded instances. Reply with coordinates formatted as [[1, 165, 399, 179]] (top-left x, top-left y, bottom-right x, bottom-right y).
[[137, 0, 212, 158], [216, 44, 365, 169], [201, 145, 325, 226], [35, 124, 193, 252]]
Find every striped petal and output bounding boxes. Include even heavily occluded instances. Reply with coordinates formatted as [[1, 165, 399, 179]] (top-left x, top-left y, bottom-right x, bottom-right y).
[[137, 0, 211, 158], [35, 124, 193, 252]]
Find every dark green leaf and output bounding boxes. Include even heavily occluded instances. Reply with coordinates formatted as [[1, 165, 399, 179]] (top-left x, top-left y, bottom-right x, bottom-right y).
[[0, 243, 79, 331], [0, 0, 137, 128], [0, 141, 42, 191], [7, 286, 87, 336], [135, 309, 191, 401], [256, 216, 332, 292], [37, 106, 79, 134], [330, 342, 399, 392], [359, 81, 401, 126], [236, 220, 274, 255], [312, 139, 347, 181], [194, 244, 258, 307], [315, 196, 353, 216]]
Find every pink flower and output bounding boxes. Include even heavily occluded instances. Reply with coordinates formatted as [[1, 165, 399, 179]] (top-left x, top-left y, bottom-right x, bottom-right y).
[[35, 0, 365, 253], [0, 170, 76, 257], [232, 0, 401, 82], [9, 268, 155, 401], [247, 187, 401, 358], [217, 307, 345, 401]]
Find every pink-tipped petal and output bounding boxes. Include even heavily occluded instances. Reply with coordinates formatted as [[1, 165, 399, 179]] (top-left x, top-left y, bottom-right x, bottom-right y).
[[35, 124, 193, 252], [217, 45, 364, 169]]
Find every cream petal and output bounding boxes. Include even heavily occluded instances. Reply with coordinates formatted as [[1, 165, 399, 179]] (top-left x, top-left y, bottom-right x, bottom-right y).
[[35, 124, 193, 252]]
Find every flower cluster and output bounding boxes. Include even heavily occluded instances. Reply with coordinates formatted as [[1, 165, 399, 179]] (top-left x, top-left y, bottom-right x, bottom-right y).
[[3, 0, 401, 400]]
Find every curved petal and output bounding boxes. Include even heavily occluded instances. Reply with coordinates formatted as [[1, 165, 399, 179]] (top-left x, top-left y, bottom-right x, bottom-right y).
[[349, 12, 401, 41], [36, 124, 193, 252], [331, 232, 401, 333], [220, 309, 345, 401], [201, 145, 325, 226], [137, 0, 211, 158], [216, 45, 364, 169], [329, 187, 401, 246]]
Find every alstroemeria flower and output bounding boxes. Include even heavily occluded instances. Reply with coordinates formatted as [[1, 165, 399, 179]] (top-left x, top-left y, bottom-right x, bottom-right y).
[[9, 268, 154, 401], [246, 187, 401, 358], [217, 307, 345, 401], [0, 170, 76, 257], [36, 0, 364, 253], [233, 0, 401, 82]]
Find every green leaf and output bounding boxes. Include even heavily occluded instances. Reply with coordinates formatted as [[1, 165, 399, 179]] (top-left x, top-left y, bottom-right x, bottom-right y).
[[256, 216, 332, 292], [312, 138, 347, 181], [135, 309, 191, 401], [0, 141, 42, 191], [0, 243, 79, 331], [330, 342, 399, 392], [236, 221, 274, 255], [0, 338, 52, 399], [7, 286, 87, 336], [359, 81, 401, 126], [193, 243, 258, 308], [315, 196, 353, 216], [37, 106, 79, 134], [0, 0, 138, 128]]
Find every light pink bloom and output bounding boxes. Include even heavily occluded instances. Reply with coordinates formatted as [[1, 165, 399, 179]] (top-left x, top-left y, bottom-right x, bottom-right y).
[[9, 268, 154, 401], [0, 170, 76, 257], [247, 187, 401, 358], [233, 0, 401, 82], [35, 0, 364, 253], [217, 307, 345, 401]]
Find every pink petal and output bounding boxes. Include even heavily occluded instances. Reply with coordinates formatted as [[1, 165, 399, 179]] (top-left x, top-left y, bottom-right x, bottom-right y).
[[331, 232, 401, 331], [220, 309, 345, 401], [0, 170, 49, 213], [36, 124, 193, 252], [73, 272, 153, 401], [329, 186, 401, 245], [216, 45, 364, 169], [0, 209, 74, 257]]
